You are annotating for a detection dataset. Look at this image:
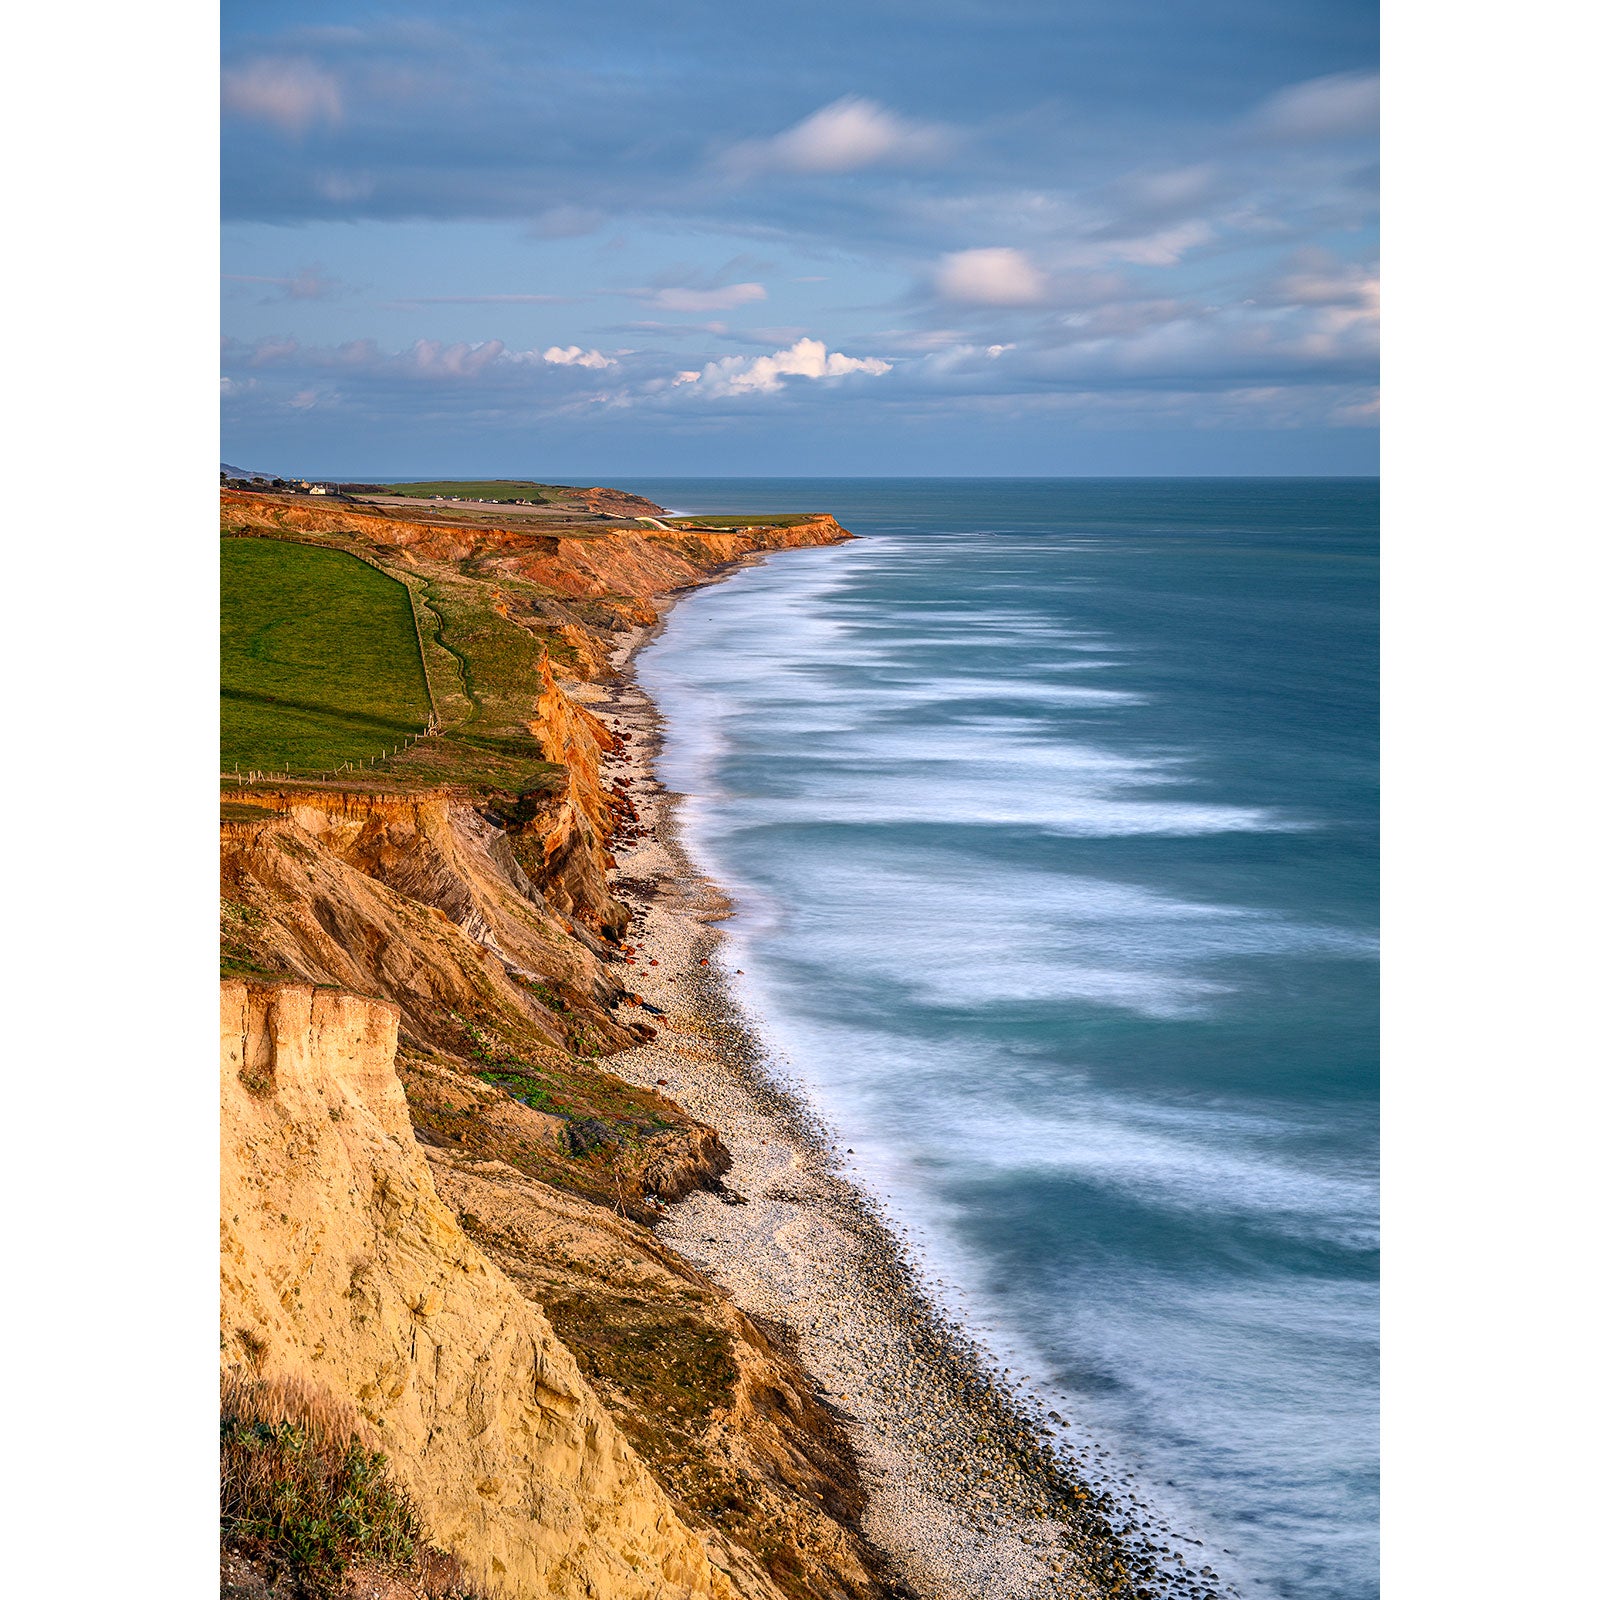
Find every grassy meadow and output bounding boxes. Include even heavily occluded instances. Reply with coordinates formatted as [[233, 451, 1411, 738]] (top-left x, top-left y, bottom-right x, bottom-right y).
[[222, 539, 432, 775]]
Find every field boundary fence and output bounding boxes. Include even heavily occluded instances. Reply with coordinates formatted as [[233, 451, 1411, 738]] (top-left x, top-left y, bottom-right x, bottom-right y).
[[225, 722, 438, 788]]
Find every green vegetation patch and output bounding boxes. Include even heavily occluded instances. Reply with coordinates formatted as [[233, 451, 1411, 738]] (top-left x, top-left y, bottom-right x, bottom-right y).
[[542, 1296, 739, 1425], [220, 801, 279, 823], [220, 1375, 480, 1599], [381, 480, 560, 503], [476, 1069, 555, 1111], [222, 538, 431, 775]]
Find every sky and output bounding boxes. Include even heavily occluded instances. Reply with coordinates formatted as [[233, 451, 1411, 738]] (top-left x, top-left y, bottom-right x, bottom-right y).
[[221, 0, 1378, 478]]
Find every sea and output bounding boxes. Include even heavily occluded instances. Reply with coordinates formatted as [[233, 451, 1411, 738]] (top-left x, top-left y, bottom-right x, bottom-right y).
[[619, 478, 1378, 1600]]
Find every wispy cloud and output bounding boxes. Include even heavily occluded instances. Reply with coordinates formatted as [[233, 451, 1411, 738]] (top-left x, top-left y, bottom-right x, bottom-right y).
[[380, 293, 575, 309], [224, 266, 345, 302], [724, 96, 951, 175], [1250, 71, 1379, 143], [1261, 253, 1379, 313], [223, 58, 343, 136], [639, 283, 768, 312]]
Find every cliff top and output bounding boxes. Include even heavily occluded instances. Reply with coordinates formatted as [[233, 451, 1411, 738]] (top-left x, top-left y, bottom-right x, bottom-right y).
[[221, 487, 851, 798]]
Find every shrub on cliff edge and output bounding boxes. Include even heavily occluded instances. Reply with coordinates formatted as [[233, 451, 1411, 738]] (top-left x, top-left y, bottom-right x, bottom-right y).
[[221, 1373, 485, 1599]]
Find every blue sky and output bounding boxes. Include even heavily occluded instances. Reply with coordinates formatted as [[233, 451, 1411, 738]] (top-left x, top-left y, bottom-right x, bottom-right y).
[[221, 0, 1377, 477]]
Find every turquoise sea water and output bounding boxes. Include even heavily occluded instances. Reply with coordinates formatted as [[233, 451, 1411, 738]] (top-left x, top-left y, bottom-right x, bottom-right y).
[[622, 479, 1378, 1600]]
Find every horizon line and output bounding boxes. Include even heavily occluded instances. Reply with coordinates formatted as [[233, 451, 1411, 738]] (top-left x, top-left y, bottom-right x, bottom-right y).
[[227, 470, 1380, 483]]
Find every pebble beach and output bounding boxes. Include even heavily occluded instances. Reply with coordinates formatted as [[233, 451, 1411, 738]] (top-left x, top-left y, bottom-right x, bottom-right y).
[[556, 571, 1236, 1600]]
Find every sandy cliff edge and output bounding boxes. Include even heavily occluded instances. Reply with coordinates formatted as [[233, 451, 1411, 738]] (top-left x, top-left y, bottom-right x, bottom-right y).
[[220, 979, 776, 1600]]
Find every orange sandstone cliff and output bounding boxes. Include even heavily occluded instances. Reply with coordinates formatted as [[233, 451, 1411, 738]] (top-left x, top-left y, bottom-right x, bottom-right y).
[[221, 490, 893, 1600], [221, 982, 771, 1600]]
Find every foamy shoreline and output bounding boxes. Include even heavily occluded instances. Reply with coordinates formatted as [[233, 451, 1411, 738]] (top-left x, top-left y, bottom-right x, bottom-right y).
[[558, 563, 1214, 1600]]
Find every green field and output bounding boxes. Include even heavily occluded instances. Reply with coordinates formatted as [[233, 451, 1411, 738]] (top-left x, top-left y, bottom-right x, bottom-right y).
[[222, 539, 432, 775], [379, 480, 558, 503]]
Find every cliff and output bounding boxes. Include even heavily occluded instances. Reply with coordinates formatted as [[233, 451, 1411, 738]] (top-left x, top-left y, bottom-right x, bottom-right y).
[[223, 796, 618, 1054], [427, 1151, 891, 1600], [220, 981, 770, 1600], [528, 653, 629, 933], [220, 487, 854, 1186], [483, 518, 852, 617], [220, 487, 893, 1600], [219, 491, 850, 620], [221, 488, 852, 939], [220, 795, 730, 1217]]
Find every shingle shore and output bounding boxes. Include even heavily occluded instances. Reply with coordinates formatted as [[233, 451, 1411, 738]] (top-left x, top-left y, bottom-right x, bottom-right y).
[[566, 570, 1240, 1600]]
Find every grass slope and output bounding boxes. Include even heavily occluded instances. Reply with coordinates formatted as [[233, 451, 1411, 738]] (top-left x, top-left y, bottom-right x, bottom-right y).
[[222, 1374, 482, 1599], [222, 539, 431, 775]]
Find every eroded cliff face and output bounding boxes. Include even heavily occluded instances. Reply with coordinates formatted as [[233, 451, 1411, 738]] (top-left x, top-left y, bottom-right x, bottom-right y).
[[224, 787, 622, 1001], [220, 492, 850, 621], [486, 518, 852, 612], [221, 796, 626, 1058], [428, 1150, 892, 1600], [221, 800, 735, 1220], [220, 492, 851, 947], [527, 654, 629, 932], [220, 980, 774, 1600], [220, 488, 885, 1600]]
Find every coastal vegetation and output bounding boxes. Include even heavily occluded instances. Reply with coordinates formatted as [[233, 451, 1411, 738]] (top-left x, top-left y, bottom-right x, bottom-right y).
[[221, 538, 431, 775], [221, 1374, 481, 1599], [218, 489, 846, 798], [217, 485, 1164, 1600], [218, 491, 852, 1229]]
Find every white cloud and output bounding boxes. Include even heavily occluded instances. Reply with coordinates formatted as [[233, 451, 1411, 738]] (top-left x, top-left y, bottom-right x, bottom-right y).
[[693, 337, 891, 395], [407, 339, 506, 377], [649, 283, 767, 312], [728, 97, 949, 174], [1252, 71, 1379, 142], [223, 59, 343, 136], [935, 248, 1048, 307], [542, 345, 616, 369]]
